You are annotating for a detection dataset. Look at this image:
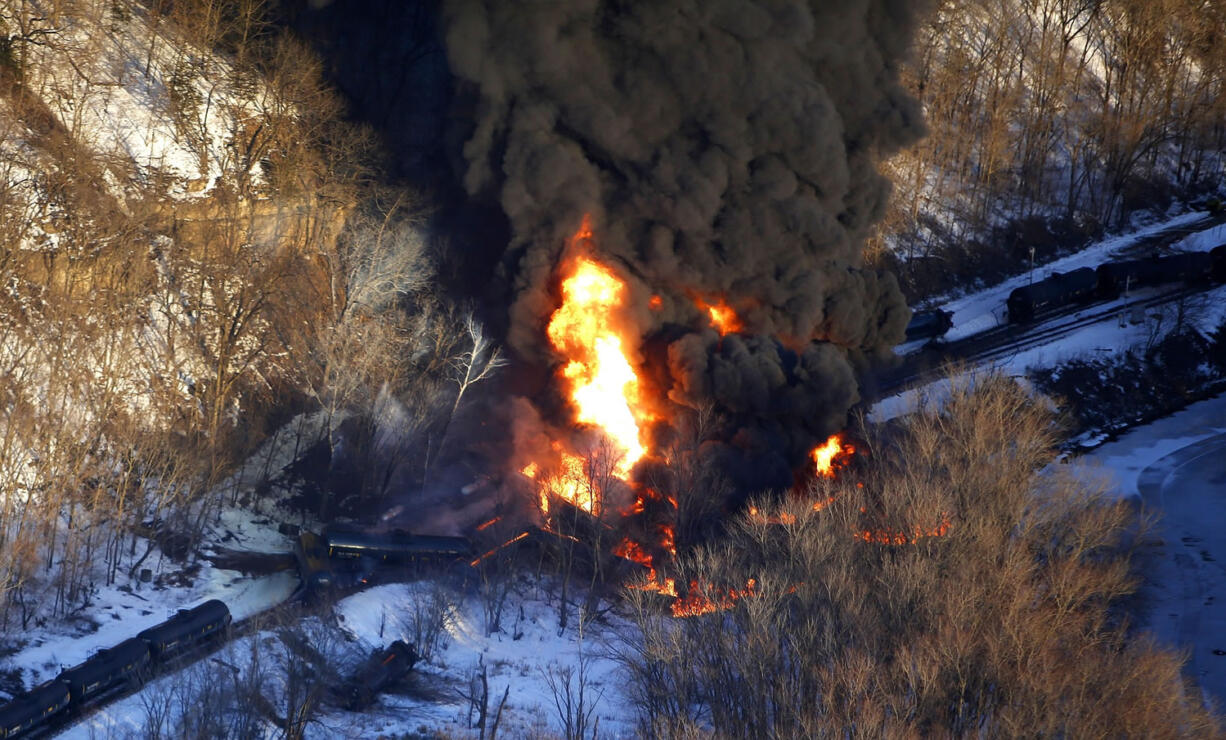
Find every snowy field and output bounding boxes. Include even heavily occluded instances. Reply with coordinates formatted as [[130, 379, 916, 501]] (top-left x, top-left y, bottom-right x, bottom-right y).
[[68, 581, 637, 739]]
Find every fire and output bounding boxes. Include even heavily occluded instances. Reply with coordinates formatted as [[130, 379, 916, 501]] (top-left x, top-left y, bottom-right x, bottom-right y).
[[670, 579, 758, 618], [748, 506, 797, 525], [470, 531, 530, 567], [855, 514, 952, 545], [812, 434, 854, 478], [617, 537, 678, 597], [528, 453, 599, 516], [545, 226, 650, 479], [659, 523, 676, 556], [696, 297, 744, 335], [476, 516, 502, 532], [526, 218, 657, 517]]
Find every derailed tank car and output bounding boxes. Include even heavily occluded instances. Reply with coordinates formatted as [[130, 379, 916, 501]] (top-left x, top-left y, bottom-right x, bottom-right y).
[[1007, 267, 1098, 323], [343, 640, 419, 709], [323, 527, 472, 566]]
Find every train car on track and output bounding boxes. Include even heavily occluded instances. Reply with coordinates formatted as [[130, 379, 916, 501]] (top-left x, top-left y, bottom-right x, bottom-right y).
[[1096, 252, 1214, 298], [136, 599, 231, 662], [1007, 267, 1099, 323], [0, 598, 231, 738], [904, 309, 954, 342], [57, 637, 151, 706], [0, 681, 69, 739]]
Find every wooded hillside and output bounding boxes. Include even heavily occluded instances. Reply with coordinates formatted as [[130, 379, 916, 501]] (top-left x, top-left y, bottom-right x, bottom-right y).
[[875, 0, 1226, 297]]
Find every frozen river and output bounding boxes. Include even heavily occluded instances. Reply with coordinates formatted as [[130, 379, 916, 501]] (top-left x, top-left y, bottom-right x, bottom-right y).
[[1086, 394, 1226, 708]]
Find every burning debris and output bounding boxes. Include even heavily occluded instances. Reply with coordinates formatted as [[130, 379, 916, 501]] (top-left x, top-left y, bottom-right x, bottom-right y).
[[812, 434, 856, 478], [669, 579, 759, 619], [444, 0, 936, 618], [854, 515, 952, 546]]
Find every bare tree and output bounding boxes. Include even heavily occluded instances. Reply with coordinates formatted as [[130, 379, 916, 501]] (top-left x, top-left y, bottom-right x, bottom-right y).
[[460, 655, 511, 740], [542, 616, 604, 740], [617, 372, 1222, 737], [422, 312, 507, 486], [409, 580, 455, 664]]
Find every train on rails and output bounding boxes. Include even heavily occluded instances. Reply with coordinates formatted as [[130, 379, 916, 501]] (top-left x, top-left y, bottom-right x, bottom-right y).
[[0, 600, 231, 738], [0, 527, 471, 738], [905, 244, 1226, 341]]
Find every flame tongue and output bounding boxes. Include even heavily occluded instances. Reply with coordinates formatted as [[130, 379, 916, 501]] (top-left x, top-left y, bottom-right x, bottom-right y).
[[812, 433, 854, 477], [696, 296, 743, 335], [528, 219, 653, 519], [547, 252, 647, 477]]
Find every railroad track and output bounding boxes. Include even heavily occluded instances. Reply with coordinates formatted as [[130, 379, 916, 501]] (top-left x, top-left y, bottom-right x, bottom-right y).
[[870, 210, 1226, 400], [874, 284, 1209, 398], [1106, 212, 1225, 261]]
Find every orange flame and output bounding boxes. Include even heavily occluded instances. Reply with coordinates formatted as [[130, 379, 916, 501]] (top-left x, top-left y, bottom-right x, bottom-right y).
[[613, 537, 652, 566], [529, 218, 656, 517], [537, 453, 600, 516], [812, 434, 854, 478], [546, 230, 649, 478], [617, 537, 678, 596], [696, 297, 744, 335], [670, 579, 758, 618], [855, 514, 952, 545], [470, 531, 530, 567], [659, 523, 676, 556], [476, 517, 502, 532], [748, 506, 797, 525]]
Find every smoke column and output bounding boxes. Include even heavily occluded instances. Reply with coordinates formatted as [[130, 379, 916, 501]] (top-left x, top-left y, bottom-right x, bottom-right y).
[[443, 0, 927, 489]]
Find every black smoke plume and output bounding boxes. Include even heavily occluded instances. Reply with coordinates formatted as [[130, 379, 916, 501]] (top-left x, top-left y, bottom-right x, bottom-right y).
[[443, 0, 927, 490]]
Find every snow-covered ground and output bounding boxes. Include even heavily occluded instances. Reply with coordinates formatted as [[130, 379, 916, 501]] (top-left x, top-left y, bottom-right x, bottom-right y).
[[68, 581, 637, 739], [322, 584, 635, 739], [0, 417, 321, 697], [1081, 393, 1226, 709]]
